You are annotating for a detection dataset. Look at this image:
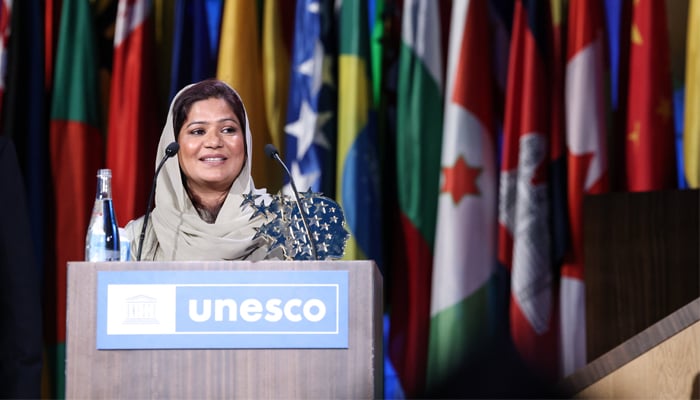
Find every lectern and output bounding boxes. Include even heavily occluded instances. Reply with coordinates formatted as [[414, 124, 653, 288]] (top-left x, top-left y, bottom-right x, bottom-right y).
[[567, 190, 700, 397], [583, 190, 699, 361], [562, 297, 700, 398], [65, 260, 383, 399]]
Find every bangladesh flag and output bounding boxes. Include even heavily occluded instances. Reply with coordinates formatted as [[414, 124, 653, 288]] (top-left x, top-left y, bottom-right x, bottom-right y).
[[48, 0, 104, 397]]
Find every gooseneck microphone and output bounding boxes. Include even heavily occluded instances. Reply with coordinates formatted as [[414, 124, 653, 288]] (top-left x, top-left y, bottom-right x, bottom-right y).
[[264, 144, 318, 261], [136, 141, 180, 261]]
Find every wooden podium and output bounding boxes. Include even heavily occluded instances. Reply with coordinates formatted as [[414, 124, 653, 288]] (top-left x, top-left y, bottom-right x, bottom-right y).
[[65, 260, 383, 399], [583, 190, 699, 361], [562, 297, 700, 398], [567, 190, 700, 397]]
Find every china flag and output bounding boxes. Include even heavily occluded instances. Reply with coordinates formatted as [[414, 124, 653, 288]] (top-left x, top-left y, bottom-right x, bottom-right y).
[[625, 0, 676, 191]]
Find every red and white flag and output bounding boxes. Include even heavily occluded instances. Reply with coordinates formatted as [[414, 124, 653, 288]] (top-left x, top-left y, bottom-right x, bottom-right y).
[[428, 0, 497, 388], [561, 0, 608, 377], [498, 0, 558, 380], [106, 0, 159, 224]]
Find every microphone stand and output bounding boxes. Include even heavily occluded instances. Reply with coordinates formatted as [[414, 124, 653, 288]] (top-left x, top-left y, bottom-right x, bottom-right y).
[[265, 144, 318, 260], [136, 142, 179, 261]]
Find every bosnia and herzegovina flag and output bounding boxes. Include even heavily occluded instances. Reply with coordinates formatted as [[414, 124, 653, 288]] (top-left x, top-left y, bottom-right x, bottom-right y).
[[49, 0, 104, 396], [427, 0, 497, 389], [497, 0, 559, 381], [284, 0, 337, 196], [336, 1, 382, 265]]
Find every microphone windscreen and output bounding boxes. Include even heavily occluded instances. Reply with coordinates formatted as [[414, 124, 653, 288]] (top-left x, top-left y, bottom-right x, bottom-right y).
[[165, 142, 180, 157], [264, 143, 279, 159]]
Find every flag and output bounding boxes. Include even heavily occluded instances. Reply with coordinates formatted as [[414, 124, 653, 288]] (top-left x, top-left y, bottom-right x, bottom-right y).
[[561, 0, 608, 377], [427, 0, 497, 389], [684, 0, 700, 188], [390, 0, 444, 396], [497, 0, 558, 380], [49, 0, 104, 396], [217, 0, 275, 190], [336, 1, 382, 263], [625, 0, 676, 191], [204, 0, 222, 58], [262, 0, 293, 159], [169, 0, 218, 100], [284, 0, 337, 195], [106, 0, 159, 225]]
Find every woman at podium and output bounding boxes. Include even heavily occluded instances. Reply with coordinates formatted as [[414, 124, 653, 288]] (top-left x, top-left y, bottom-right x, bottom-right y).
[[125, 79, 281, 261]]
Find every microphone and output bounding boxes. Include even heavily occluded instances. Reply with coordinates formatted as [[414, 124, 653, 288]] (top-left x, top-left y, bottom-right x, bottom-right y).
[[264, 144, 318, 260], [136, 141, 179, 261]]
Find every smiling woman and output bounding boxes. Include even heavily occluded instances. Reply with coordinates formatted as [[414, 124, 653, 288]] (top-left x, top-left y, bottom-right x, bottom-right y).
[[124, 79, 282, 261], [176, 97, 247, 222]]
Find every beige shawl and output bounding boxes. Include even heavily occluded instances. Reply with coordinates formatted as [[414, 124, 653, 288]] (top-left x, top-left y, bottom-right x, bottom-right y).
[[125, 83, 275, 261]]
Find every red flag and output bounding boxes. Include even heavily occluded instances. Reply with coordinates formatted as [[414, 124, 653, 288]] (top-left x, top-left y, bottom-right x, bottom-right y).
[[106, 0, 159, 224], [625, 0, 675, 191], [497, 0, 558, 380], [561, 0, 608, 376]]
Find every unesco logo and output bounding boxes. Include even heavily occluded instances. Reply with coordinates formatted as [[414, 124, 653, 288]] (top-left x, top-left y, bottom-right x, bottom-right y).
[[175, 284, 339, 334], [187, 297, 327, 323]]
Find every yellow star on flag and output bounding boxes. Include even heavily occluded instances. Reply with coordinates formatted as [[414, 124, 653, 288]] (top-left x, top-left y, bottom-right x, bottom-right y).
[[628, 121, 641, 145]]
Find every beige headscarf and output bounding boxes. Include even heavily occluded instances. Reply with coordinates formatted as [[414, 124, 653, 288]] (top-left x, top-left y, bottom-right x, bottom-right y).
[[125, 81, 276, 261]]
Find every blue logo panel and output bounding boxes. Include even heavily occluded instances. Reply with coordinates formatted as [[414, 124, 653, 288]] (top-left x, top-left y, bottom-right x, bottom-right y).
[[96, 270, 348, 349]]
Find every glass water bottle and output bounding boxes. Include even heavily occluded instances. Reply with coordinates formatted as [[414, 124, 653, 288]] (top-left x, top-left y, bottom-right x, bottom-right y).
[[85, 169, 120, 261]]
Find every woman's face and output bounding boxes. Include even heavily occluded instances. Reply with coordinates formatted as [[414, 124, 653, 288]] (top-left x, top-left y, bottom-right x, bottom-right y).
[[177, 97, 246, 196]]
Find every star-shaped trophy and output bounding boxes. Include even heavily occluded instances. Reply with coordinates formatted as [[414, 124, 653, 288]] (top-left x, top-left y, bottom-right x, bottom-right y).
[[242, 190, 350, 260]]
